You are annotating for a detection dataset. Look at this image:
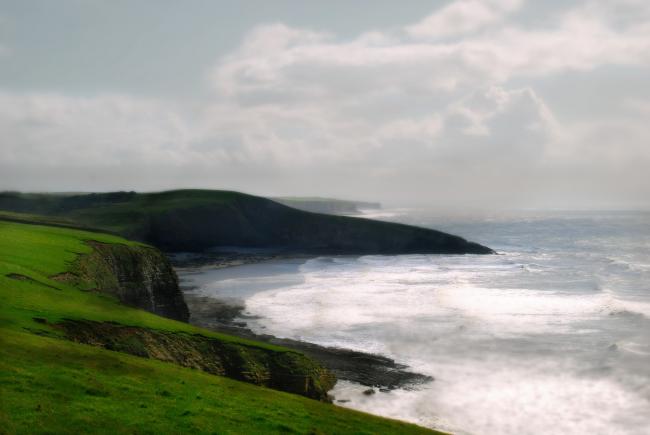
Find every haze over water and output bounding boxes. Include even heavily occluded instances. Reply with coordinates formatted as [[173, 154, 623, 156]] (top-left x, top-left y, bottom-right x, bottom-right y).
[[182, 209, 650, 435]]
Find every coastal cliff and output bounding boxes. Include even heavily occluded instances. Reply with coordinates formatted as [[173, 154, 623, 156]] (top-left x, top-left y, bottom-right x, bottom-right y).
[[1, 213, 441, 433], [137, 195, 492, 254], [0, 190, 494, 254], [57, 239, 336, 400], [1, 217, 336, 401], [57, 319, 336, 401], [61, 241, 189, 322]]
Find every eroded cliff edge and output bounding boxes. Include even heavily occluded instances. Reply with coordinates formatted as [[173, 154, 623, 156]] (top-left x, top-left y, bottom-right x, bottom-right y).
[[61, 241, 189, 322], [52, 240, 335, 401], [56, 319, 336, 401]]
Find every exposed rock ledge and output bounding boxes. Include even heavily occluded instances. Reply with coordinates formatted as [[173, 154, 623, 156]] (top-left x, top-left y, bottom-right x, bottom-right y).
[[59, 241, 190, 322], [183, 292, 433, 391], [56, 319, 336, 401]]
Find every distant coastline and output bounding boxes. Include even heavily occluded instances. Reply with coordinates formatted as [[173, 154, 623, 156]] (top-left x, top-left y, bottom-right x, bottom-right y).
[[272, 197, 382, 215]]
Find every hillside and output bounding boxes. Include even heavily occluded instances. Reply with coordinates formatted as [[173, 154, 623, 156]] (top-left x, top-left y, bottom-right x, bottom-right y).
[[0, 218, 334, 399], [0, 217, 442, 434], [0, 190, 493, 254]]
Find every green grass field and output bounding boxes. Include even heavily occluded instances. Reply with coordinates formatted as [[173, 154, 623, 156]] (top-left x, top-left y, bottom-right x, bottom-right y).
[[0, 217, 291, 350], [0, 218, 441, 434], [0, 190, 249, 235]]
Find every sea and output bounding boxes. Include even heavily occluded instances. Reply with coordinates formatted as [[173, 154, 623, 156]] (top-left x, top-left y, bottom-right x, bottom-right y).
[[179, 209, 650, 435]]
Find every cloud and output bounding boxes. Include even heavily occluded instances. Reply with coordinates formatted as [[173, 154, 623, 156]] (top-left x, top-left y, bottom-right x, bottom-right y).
[[201, 1, 650, 205], [0, 92, 197, 167], [1, 0, 650, 207], [405, 0, 523, 40], [214, 1, 650, 99]]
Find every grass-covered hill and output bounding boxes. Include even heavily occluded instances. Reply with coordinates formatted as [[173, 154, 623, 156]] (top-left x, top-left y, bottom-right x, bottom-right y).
[[0, 189, 493, 254], [0, 217, 336, 399], [0, 216, 442, 434]]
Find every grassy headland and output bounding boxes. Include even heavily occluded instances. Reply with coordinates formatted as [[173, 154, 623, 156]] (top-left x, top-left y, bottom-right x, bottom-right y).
[[0, 217, 442, 433], [0, 189, 493, 254]]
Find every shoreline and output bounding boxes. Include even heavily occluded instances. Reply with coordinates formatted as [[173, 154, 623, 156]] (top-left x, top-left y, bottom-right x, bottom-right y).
[[172, 253, 433, 395]]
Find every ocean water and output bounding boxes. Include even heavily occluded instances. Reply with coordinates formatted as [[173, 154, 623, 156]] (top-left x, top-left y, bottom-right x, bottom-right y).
[[180, 210, 650, 435]]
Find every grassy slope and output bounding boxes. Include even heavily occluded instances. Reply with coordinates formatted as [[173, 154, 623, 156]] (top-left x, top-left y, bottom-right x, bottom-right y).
[[0, 218, 440, 434], [0, 218, 284, 350], [0, 190, 245, 235], [65, 190, 244, 235], [1, 329, 436, 435]]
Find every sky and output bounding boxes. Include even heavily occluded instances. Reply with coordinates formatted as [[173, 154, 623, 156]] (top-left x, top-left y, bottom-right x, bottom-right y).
[[1, 0, 650, 209]]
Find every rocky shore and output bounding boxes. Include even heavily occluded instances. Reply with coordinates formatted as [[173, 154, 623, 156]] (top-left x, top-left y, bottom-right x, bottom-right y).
[[174, 255, 434, 393]]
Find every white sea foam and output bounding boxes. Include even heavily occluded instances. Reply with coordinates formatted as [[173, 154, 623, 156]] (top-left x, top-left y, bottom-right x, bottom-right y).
[[239, 252, 650, 434], [332, 364, 650, 435], [245, 255, 649, 343], [184, 210, 650, 435]]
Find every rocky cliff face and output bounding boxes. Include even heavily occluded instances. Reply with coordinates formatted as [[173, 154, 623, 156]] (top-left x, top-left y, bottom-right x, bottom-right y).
[[48, 240, 335, 401], [70, 241, 189, 322], [57, 319, 336, 401]]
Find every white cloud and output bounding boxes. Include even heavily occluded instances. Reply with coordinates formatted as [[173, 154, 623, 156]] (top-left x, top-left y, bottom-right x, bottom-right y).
[[406, 0, 523, 40], [1, 1, 650, 207], [201, 1, 650, 203], [213, 1, 650, 102], [0, 92, 198, 167]]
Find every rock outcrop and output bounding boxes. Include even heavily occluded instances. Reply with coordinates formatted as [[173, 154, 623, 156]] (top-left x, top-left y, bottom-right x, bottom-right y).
[[56, 319, 336, 401], [64, 241, 189, 322]]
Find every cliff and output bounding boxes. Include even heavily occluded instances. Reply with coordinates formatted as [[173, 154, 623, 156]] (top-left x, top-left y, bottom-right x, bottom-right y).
[[61, 241, 190, 322], [0, 218, 336, 401], [0, 190, 494, 254], [57, 319, 335, 401], [2, 219, 439, 432]]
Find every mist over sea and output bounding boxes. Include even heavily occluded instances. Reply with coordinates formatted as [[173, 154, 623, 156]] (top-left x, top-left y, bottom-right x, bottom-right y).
[[181, 209, 650, 435]]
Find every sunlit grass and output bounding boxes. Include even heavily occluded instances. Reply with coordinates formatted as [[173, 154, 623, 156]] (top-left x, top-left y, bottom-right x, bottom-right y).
[[0, 218, 441, 434]]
